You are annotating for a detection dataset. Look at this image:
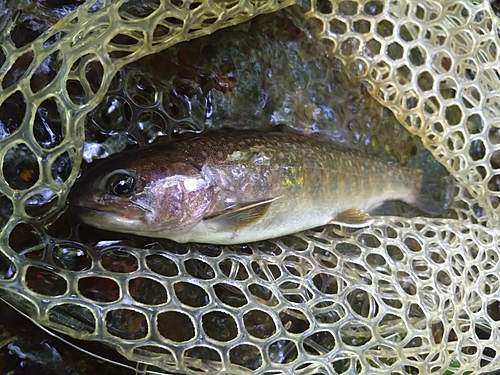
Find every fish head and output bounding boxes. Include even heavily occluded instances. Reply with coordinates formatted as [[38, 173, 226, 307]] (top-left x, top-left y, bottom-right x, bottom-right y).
[[70, 151, 213, 236]]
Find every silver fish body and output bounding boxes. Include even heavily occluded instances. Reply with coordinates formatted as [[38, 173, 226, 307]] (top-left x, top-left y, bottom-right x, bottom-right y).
[[70, 131, 448, 244]]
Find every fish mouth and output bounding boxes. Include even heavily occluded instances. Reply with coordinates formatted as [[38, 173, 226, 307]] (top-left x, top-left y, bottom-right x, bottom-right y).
[[70, 202, 151, 232]]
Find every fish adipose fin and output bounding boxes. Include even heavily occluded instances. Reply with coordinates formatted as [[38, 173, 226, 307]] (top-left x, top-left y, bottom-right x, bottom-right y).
[[204, 197, 281, 231], [330, 208, 374, 228]]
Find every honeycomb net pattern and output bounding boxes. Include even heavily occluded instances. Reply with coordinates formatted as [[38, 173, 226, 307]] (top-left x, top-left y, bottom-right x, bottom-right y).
[[1, 0, 500, 374], [304, 0, 499, 226]]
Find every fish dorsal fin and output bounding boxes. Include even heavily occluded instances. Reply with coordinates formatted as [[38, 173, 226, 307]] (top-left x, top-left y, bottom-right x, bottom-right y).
[[330, 208, 374, 228], [204, 197, 281, 231]]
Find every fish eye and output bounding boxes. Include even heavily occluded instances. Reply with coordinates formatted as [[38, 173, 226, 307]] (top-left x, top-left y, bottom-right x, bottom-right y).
[[104, 170, 136, 196]]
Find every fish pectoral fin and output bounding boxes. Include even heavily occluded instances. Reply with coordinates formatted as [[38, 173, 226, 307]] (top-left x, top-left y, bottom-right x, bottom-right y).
[[203, 197, 280, 231], [330, 208, 374, 228]]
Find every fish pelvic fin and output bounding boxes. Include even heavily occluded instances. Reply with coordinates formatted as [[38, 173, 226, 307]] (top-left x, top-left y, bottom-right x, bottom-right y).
[[203, 196, 281, 231], [411, 153, 453, 216], [330, 208, 375, 228]]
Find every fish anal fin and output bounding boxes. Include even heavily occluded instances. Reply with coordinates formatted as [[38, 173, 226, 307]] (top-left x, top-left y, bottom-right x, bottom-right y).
[[204, 197, 280, 231], [330, 208, 374, 228]]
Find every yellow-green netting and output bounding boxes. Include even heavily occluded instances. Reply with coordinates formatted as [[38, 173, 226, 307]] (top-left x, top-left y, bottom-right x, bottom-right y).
[[1, 0, 499, 374]]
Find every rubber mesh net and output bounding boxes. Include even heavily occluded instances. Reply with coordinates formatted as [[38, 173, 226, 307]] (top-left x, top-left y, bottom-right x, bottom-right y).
[[0, 0, 499, 374]]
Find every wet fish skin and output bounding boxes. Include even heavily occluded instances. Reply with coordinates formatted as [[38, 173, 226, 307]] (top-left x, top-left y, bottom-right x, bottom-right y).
[[70, 131, 442, 244]]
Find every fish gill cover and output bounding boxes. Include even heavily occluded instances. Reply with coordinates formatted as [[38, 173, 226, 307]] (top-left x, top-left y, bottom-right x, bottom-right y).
[[0, 0, 499, 374]]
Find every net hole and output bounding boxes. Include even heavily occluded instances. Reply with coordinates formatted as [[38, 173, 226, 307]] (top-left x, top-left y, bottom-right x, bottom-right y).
[[303, 331, 336, 355], [157, 311, 195, 342], [78, 276, 120, 302], [8, 222, 44, 254], [129, 277, 168, 305], [279, 308, 310, 333], [106, 308, 148, 339], [26, 266, 68, 296], [146, 254, 179, 276], [3, 143, 40, 190], [34, 97, 64, 149], [86, 59, 104, 94], [184, 346, 222, 372], [66, 79, 87, 105], [229, 344, 262, 370], [268, 340, 298, 364], [0, 249, 16, 280], [184, 258, 215, 279], [2, 52, 34, 89], [243, 309, 276, 339], [202, 310, 238, 342], [30, 50, 59, 93], [214, 283, 247, 307], [100, 249, 139, 273], [52, 243, 93, 271], [51, 150, 73, 184], [0, 83, 23, 132], [174, 281, 210, 307], [24, 189, 58, 218]]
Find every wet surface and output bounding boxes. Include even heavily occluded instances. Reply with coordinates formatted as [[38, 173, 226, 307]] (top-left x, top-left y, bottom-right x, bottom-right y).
[[0, 300, 136, 375]]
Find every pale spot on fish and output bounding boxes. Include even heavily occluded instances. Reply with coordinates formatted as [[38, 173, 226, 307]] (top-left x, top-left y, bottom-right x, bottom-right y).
[[227, 151, 242, 162], [161, 176, 182, 189], [183, 177, 209, 192], [254, 153, 271, 165]]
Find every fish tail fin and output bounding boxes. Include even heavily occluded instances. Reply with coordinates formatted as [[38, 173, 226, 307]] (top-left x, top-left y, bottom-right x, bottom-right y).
[[411, 152, 453, 216]]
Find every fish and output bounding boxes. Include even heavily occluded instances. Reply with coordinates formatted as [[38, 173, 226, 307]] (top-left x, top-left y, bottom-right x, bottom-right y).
[[69, 131, 451, 244]]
